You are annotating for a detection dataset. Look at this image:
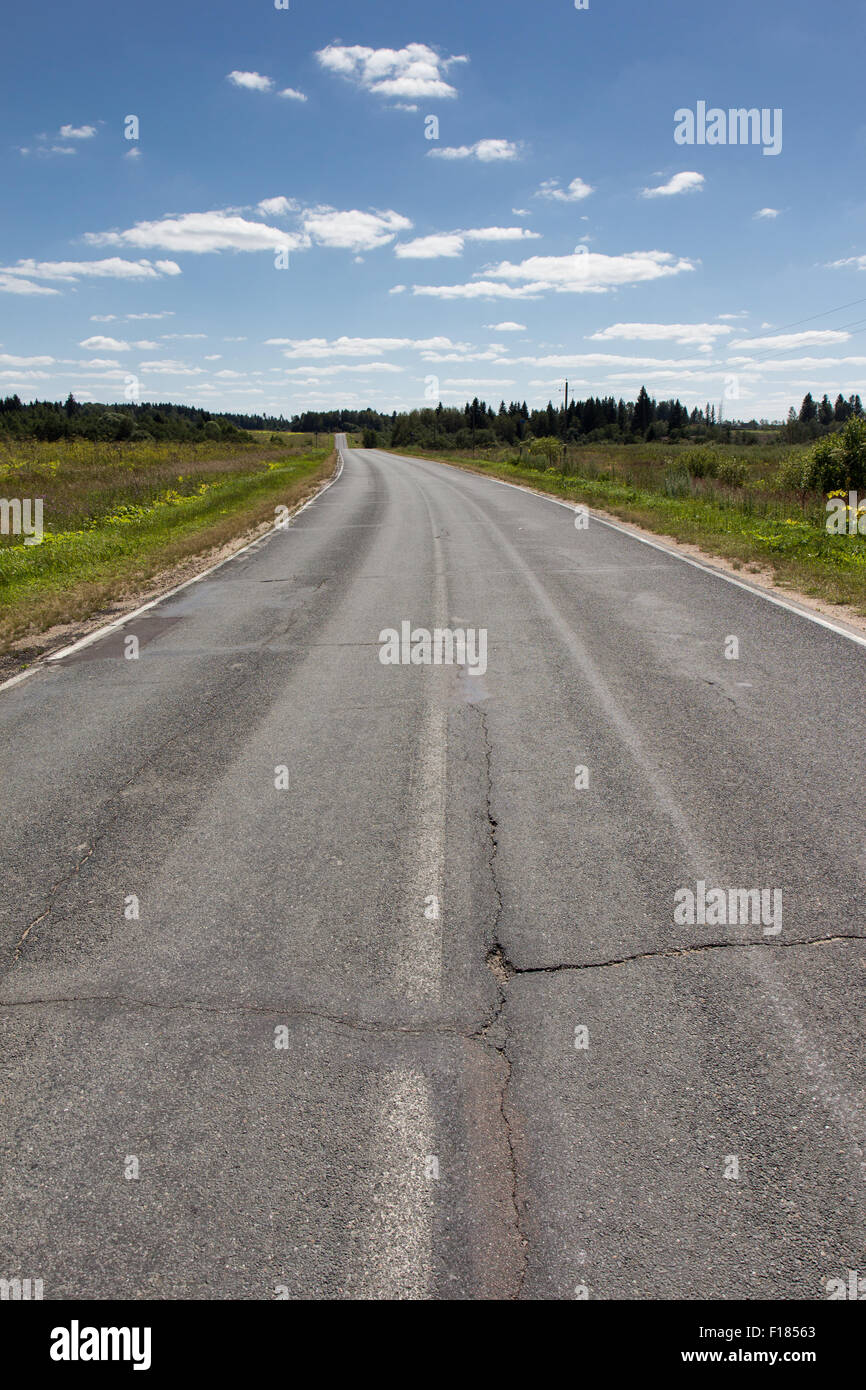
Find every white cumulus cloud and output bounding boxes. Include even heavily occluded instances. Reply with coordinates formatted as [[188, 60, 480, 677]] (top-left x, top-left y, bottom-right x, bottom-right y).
[[87, 211, 307, 255], [227, 71, 274, 92], [257, 196, 299, 216], [641, 171, 705, 197], [396, 234, 465, 260], [302, 207, 412, 251], [316, 43, 467, 101], [536, 177, 594, 202], [0, 273, 60, 296], [80, 336, 131, 351]]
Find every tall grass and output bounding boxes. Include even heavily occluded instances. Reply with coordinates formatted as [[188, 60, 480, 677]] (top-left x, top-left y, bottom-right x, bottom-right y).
[[0, 434, 334, 659]]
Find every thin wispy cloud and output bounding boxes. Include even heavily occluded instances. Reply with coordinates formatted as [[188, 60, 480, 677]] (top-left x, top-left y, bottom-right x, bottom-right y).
[[589, 322, 734, 346], [0, 353, 55, 366], [729, 330, 851, 351], [1, 257, 180, 283], [412, 247, 695, 299], [269, 335, 458, 358], [429, 139, 520, 162], [395, 227, 539, 258]]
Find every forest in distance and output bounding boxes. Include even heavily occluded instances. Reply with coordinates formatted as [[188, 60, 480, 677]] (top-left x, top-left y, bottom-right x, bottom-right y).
[[0, 385, 863, 449]]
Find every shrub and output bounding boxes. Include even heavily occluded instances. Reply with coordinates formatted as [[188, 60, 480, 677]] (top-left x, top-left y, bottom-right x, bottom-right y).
[[662, 464, 692, 497], [528, 436, 563, 467], [777, 453, 809, 494], [679, 446, 720, 478], [837, 416, 866, 489], [717, 458, 749, 488], [804, 433, 850, 493], [788, 420, 866, 495]]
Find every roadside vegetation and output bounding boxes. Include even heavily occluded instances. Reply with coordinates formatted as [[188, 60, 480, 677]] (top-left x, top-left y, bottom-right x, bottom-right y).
[[0, 430, 334, 659]]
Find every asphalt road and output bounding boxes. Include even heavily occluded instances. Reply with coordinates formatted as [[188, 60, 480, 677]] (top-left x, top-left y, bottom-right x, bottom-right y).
[[1, 438, 864, 1300]]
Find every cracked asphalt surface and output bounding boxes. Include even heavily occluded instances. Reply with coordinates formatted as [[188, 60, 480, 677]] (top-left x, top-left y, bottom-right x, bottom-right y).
[[1, 439, 864, 1300]]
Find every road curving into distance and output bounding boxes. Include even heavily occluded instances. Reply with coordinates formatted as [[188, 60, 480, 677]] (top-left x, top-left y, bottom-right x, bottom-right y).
[[1, 436, 864, 1299]]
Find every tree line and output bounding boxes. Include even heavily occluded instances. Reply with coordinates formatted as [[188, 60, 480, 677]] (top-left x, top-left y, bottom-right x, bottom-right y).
[[0, 395, 276, 442], [1, 385, 862, 447]]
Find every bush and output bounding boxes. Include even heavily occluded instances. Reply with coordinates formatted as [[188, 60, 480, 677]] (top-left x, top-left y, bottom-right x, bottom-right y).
[[528, 436, 563, 467], [777, 453, 810, 494], [795, 419, 866, 497], [362, 429, 378, 447], [679, 446, 720, 479], [717, 458, 749, 488], [838, 416, 866, 489], [662, 464, 692, 497]]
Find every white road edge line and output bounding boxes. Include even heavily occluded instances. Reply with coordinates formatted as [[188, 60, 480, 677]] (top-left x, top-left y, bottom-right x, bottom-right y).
[[0, 450, 347, 697], [382, 449, 866, 653]]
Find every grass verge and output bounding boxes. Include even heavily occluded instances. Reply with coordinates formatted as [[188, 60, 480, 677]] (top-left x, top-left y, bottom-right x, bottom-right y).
[[0, 440, 335, 659]]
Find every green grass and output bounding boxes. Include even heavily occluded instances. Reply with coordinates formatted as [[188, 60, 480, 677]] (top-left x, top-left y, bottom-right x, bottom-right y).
[[0, 434, 335, 655], [386, 443, 866, 614]]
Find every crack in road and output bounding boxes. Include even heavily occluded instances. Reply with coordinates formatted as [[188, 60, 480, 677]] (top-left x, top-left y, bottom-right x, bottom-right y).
[[481, 932, 866, 976], [5, 933, 860, 1017], [12, 843, 95, 964], [474, 703, 528, 1300], [0, 990, 471, 1034]]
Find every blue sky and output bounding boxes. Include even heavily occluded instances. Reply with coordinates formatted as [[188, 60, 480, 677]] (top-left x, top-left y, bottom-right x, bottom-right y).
[[2, 0, 865, 421]]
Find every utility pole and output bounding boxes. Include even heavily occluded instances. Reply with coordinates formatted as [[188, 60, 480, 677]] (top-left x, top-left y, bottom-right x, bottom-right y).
[[562, 380, 569, 473]]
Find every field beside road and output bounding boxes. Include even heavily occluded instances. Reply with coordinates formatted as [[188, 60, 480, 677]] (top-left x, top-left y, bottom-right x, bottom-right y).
[[386, 439, 866, 615], [0, 434, 335, 665]]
